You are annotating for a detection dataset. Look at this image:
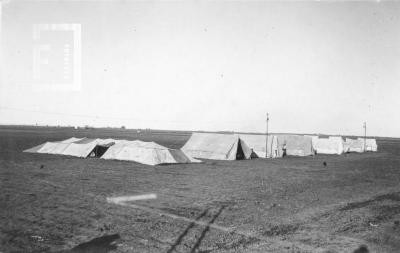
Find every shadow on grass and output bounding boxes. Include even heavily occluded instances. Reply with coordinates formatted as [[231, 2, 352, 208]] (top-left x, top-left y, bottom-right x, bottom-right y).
[[353, 244, 369, 253], [64, 233, 120, 253], [167, 209, 210, 253], [167, 205, 226, 253], [189, 205, 226, 253]]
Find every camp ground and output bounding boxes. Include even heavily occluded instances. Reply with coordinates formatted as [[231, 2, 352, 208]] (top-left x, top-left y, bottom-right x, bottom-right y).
[[2, 1, 398, 252], [24, 133, 378, 165], [2, 126, 395, 253]]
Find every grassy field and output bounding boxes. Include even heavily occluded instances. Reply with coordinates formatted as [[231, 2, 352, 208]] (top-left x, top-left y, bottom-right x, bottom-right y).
[[1, 126, 400, 253]]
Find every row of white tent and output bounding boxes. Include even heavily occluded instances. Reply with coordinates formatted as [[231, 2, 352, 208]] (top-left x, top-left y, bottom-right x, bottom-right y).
[[181, 133, 377, 160], [24, 137, 200, 166], [24, 133, 378, 165], [309, 136, 378, 154], [181, 133, 315, 160]]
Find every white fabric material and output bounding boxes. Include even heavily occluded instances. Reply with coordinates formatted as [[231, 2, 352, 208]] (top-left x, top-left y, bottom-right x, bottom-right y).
[[276, 135, 314, 156], [181, 133, 252, 160], [61, 138, 117, 157], [305, 135, 319, 141], [37, 142, 70, 154], [313, 137, 344, 155], [345, 138, 365, 153], [357, 138, 378, 152], [60, 137, 84, 143], [24, 137, 200, 165], [329, 136, 343, 141], [61, 142, 99, 157], [236, 134, 280, 158], [101, 140, 200, 165], [25, 137, 116, 157], [343, 142, 350, 153]]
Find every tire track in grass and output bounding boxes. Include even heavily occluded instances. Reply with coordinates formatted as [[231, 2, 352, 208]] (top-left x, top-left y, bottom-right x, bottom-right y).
[[34, 177, 355, 252], [109, 197, 319, 252]]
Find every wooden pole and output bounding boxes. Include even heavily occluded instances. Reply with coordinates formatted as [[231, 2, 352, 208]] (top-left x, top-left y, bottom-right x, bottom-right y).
[[266, 113, 269, 158], [363, 122, 366, 151]]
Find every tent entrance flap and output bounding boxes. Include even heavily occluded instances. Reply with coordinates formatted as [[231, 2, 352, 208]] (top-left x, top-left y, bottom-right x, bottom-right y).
[[89, 144, 113, 158], [236, 140, 246, 160]]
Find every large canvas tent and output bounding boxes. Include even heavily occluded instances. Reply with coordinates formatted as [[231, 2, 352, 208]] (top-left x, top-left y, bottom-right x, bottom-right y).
[[345, 138, 365, 153], [276, 135, 314, 156], [236, 134, 280, 158], [234, 134, 314, 158], [357, 138, 378, 152], [24, 137, 116, 158], [181, 133, 252, 160], [312, 136, 345, 155], [25, 137, 199, 165], [101, 140, 200, 165]]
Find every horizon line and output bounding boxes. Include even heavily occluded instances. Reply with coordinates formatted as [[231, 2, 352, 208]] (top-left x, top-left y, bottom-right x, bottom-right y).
[[0, 123, 394, 139]]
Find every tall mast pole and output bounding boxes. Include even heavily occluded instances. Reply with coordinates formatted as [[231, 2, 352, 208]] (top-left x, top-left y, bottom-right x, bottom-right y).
[[363, 122, 366, 151], [266, 113, 269, 158]]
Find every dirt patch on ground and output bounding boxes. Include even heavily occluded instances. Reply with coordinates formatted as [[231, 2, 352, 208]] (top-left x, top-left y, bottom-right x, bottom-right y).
[[263, 223, 301, 237], [340, 192, 400, 211]]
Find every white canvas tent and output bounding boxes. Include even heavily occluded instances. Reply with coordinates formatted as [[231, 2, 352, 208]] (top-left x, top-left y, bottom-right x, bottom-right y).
[[181, 133, 252, 160], [24, 137, 116, 158], [236, 134, 280, 158], [276, 135, 314, 156], [357, 138, 378, 152], [101, 140, 200, 165], [235, 134, 314, 158], [312, 136, 345, 155], [345, 138, 365, 153]]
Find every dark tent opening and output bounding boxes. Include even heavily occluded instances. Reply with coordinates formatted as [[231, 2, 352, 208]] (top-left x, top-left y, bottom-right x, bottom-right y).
[[88, 144, 114, 158], [236, 140, 246, 160]]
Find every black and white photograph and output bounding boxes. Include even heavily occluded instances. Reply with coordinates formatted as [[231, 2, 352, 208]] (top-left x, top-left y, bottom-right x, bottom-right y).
[[1, 0, 400, 252]]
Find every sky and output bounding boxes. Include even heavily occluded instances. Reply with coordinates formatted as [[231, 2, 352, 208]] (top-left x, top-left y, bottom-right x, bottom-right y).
[[0, 0, 399, 137]]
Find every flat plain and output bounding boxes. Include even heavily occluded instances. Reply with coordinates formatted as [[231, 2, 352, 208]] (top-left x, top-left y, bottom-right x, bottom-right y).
[[1, 126, 400, 253]]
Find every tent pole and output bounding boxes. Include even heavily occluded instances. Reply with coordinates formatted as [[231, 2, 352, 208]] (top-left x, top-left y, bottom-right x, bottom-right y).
[[266, 113, 269, 158], [363, 122, 366, 151]]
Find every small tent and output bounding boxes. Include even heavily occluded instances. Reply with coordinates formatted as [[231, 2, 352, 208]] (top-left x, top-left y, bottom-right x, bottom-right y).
[[312, 136, 345, 155], [236, 134, 280, 158], [181, 133, 252, 160], [276, 135, 314, 156], [24, 137, 116, 158], [357, 138, 378, 152], [101, 140, 200, 165], [345, 138, 365, 153]]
